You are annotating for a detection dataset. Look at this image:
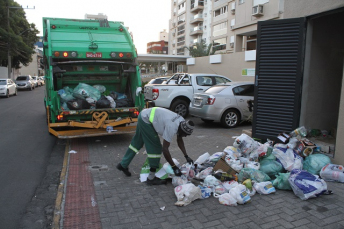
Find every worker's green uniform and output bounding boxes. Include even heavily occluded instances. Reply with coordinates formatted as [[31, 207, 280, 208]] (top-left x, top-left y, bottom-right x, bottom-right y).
[[120, 107, 185, 169]]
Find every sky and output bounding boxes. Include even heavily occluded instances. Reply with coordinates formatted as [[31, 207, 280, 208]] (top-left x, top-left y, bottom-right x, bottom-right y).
[[14, 0, 171, 54]]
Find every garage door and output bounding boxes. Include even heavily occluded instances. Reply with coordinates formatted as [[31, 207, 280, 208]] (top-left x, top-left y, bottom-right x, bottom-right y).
[[252, 17, 306, 140]]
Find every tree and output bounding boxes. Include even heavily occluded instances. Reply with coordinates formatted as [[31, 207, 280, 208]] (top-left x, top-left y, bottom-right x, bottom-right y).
[[184, 39, 215, 57], [0, 0, 39, 69]]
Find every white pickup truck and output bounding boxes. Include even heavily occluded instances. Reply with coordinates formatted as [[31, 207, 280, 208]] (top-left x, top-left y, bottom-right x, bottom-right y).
[[144, 73, 232, 117]]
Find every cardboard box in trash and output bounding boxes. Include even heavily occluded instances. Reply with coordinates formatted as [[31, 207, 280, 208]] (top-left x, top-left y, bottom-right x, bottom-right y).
[[213, 155, 238, 176]]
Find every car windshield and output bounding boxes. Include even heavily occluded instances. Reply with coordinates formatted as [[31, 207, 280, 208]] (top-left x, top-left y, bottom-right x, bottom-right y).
[[204, 85, 228, 93], [16, 76, 28, 80], [0, 80, 6, 85]]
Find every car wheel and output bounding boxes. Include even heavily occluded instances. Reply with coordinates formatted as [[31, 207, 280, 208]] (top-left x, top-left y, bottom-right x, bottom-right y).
[[30, 86, 33, 91], [14, 88, 18, 96], [201, 118, 214, 123], [6, 90, 10, 98], [171, 99, 189, 118], [220, 109, 241, 128]]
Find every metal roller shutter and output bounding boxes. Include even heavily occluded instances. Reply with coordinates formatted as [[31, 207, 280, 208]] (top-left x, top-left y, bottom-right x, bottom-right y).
[[252, 18, 306, 140]]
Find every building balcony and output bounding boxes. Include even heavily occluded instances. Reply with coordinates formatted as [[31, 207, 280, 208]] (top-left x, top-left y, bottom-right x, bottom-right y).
[[177, 41, 185, 47], [190, 14, 203, 24], [190, 3, 204, 13], [190, 26, 203, 36]]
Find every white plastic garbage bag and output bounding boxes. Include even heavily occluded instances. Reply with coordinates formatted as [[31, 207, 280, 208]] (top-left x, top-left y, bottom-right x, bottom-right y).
[[320, 164, 344, 182], [233, 134, 260, 157], [174, 183, 202, 206], [172, 175, 189, 187], [229, 184, 251, 204], [215, 193, 237, 206], [194, 152, 210, 165], [203, 175, 221, 187], [195, 167, 213, 180], [253, 181, 276, 195], [223, 146, 241, 159], [288, 169, 328, 200]]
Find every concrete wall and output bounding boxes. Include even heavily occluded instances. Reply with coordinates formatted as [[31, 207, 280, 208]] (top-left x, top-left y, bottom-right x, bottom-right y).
[[18, 53, 38, 77], [0, 67, 8, 79], [187, 52, 255, 82], [300, 12, 344, 130], [334, 61, 344, 164], [284, 0, 344, 18]]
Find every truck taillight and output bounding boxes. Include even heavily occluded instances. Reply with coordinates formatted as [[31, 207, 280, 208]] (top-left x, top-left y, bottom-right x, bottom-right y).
[[119, 53, 124, 58], [152, 89, 159, 100], [206, 96, 216, 105], [57, 114, 64, 121], [54, 51, 60, 57], [63, 52, 68, 57], [134, 111, 139, 117]]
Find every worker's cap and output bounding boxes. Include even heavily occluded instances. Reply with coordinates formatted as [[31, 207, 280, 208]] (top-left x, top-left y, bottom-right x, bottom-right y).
[[180, 120, 194, 135]]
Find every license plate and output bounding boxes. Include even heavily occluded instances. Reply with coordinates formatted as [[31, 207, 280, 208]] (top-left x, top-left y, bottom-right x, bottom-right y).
[[194, 99, 202, 106], [86, 52, 102, 58]]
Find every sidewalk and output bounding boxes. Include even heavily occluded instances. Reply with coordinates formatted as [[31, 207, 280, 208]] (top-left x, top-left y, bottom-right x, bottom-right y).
[[55, 119, 344, 229]]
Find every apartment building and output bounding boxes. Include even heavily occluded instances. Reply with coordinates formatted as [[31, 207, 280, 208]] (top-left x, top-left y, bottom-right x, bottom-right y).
[[169, 0, 213, 56]]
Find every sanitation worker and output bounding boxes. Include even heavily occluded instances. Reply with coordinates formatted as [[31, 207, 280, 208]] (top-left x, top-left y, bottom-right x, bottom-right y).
[[117, 107, 194, 185]]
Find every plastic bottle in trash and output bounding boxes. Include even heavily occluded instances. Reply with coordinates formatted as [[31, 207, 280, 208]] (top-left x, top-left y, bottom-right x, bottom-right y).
[[290, 126, 307, 137], [214, 172, 237, 182]]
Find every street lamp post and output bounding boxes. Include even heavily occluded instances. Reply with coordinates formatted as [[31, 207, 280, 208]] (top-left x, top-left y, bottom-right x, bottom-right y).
[[7, 4, 35, 79]]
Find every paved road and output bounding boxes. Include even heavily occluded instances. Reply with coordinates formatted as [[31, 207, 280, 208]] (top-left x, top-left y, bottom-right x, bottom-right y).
[[0, 86, 57, 228]]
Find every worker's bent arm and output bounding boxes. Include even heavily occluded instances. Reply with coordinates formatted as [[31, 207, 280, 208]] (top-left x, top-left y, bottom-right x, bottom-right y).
[[162, 140, 175, 166], [177, 135, 187, 157]]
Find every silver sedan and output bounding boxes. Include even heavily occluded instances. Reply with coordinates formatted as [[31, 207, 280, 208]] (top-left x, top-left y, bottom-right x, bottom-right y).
[[189, 81, 254, 128]]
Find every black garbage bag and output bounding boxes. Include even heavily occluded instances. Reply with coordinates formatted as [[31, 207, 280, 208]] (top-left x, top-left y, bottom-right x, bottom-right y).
[[96, 95, 111, 108], [109, 91, 118, 100], [67, 98, 91, 110], [115, 98, 133, 107]]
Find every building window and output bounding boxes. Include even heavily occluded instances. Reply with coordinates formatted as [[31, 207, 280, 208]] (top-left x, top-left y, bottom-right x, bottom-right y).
[[213, 21, 227, 37], [179, 2, 185, 10], [177, 36, 185, 46], [177, 47, 185, 55], [213, 37, 226, 51], [178, 14, 185, 25], [246, 35, 256, 51], [238, 0, 245, 4], [213, 6, 228, 17], [177, 25, 185, 36]]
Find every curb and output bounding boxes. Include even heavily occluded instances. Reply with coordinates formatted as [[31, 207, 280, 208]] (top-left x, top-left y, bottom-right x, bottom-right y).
[[52, 140, 70, 229]]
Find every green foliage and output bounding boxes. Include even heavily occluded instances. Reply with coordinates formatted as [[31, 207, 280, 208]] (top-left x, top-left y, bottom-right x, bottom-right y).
[[184, 39, 215, 57], [0, 0, 39, 68]]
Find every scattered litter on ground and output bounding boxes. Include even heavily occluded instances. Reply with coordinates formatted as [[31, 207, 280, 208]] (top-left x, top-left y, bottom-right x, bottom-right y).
[[69, 150, 77, 154], [143, 126, 337, 206], [160, 206, 165, 211]]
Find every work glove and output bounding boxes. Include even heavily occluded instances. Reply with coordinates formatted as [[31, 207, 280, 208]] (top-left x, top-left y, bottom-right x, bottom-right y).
[[172, 166, 182, 176], [185, 155, 194, 165]]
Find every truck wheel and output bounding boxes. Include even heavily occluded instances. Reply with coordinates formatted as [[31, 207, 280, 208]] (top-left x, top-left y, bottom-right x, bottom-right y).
[[201, 119, 214, 123], [220, 109, 240, 128], [171, 100, 189, 118]]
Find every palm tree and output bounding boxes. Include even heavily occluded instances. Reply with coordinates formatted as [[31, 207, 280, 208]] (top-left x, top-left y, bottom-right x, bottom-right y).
[[184, 39, 215, 57]]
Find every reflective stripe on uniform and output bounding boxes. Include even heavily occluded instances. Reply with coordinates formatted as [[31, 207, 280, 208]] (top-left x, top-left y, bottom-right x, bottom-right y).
[[147, 153, 161, 159], [129, 144, 139, 154], [149, 107, 158, 123]]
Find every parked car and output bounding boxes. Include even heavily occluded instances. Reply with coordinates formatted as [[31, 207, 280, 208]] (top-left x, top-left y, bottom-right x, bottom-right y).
[[38, 77, 45, 85], [147, 76, 169, 85], [15, 75, 35, 90], [0, 79, 18, 98], [32, 76, 39, 87], [189, 81, 254, 128], [144, 73, 232, 117]]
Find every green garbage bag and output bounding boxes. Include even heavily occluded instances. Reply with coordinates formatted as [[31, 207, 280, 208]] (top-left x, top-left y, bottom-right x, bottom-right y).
[[259, 158, 284, 178], [303, 154, 331, 175], [272, 172, 292, 190], [238, 168, 271, 183]]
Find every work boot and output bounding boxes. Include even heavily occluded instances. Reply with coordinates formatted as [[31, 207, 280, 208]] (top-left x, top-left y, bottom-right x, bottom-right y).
[[116, 163, 131, 177], [146, 177, 167, 186]]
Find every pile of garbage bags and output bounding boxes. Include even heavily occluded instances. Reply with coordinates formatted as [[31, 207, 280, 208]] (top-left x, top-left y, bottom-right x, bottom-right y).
[[58, 83, 132, 110], [158, 126, 341, 206]]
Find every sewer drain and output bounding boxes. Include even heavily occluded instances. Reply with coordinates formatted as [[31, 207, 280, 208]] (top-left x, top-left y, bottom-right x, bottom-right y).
[[88, 165, 108, 171]]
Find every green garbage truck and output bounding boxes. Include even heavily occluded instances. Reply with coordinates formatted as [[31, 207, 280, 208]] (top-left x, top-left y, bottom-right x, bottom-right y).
[[42, 18, 145, 138]]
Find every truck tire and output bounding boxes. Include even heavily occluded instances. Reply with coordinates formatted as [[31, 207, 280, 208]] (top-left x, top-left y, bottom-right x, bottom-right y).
[[171, 99, 189, 118], [220, 109, 240, 128]]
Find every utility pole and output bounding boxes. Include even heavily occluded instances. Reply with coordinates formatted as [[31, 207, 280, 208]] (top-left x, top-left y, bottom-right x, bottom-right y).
[[7, 2, 35, 79]]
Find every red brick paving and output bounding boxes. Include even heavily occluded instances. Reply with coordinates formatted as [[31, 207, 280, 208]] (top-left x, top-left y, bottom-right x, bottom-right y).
[[63, 138, 101, 229]]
